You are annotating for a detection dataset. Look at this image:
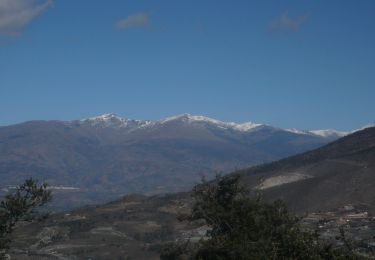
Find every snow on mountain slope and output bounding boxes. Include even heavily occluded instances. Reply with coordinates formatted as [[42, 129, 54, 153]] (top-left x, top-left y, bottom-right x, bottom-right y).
[[79, 113, 152, 130], [81, 113, 129, 127], [79, 113, 361, 137], [159, 113, 263, 131], [309, 129, 348, 138], [285, 128, 310, 135], [286, 128, 348, 138]]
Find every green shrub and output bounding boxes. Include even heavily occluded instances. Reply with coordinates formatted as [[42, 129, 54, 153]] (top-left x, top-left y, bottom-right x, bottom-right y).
[[0, 178, 51, 258], [161, 175, 365, 260]]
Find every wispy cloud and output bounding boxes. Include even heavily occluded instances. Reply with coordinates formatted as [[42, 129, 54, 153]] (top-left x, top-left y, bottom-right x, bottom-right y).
[[270, 12, 308, 33], [0, 0, 53, 36], [115, 12, 150, 30]]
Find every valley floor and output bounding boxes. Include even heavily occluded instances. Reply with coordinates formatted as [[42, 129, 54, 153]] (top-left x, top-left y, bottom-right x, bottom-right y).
[[8, 194, 375, 259]]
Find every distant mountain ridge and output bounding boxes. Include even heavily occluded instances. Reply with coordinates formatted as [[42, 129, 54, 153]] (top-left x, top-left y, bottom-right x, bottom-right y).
[[73, 113, 349, 136], [0, 113, 365, 210]]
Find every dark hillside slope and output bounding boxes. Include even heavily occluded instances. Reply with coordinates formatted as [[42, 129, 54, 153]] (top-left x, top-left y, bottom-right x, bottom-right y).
[[239, 127, 375, 213]]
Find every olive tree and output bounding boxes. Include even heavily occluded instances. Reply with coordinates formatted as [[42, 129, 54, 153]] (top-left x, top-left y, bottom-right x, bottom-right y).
[[0, 178, 51, 258]]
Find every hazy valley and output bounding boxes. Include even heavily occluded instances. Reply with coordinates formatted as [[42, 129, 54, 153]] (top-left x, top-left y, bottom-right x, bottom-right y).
[[7, 126, 375, 259]]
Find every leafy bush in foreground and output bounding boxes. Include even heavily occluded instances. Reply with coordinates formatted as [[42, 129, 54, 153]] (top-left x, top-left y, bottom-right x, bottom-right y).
[[161, 175, 365, 259]]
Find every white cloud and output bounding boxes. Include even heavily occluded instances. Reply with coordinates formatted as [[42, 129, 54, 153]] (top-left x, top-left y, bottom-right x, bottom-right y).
[[0, 0, 52, 35], [270, 12, 308, 33], [115, 12, 149, 30]]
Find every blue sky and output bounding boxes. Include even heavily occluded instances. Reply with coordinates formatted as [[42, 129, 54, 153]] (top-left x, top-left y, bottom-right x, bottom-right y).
[[0, 0, 374, 131]]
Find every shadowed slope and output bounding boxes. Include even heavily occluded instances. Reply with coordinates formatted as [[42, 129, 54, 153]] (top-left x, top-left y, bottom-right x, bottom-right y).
[[238, 127, 375, 213]]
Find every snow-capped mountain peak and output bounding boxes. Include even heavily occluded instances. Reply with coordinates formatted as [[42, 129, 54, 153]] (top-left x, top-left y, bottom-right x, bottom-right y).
[[82, 113, 123, 121], [80, 113, 129, 128], [84, 113, 123, 121], [77, 113, 363, 138], [159, 114, 263, 132], [79, 113, 154, 131]]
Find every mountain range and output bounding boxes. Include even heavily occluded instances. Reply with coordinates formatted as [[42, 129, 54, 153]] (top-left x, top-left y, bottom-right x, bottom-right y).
[[0, 113, 357, 209], [8, 125, 375, 260]]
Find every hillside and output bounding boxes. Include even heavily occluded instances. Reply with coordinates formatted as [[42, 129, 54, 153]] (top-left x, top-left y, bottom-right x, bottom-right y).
[[239, 126, 375, 213], [10, 193, 192, 259], [0, 114, 341, 210], [7, 127, 375, 259]]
